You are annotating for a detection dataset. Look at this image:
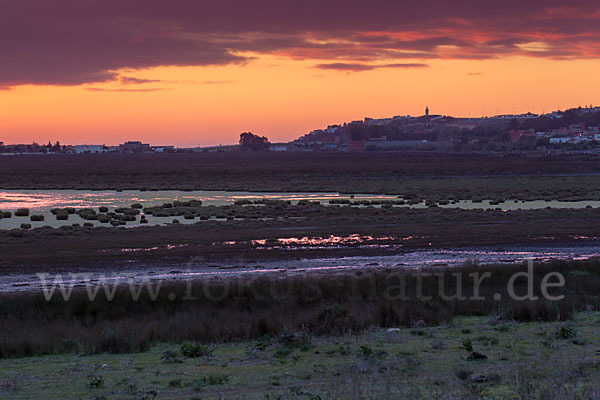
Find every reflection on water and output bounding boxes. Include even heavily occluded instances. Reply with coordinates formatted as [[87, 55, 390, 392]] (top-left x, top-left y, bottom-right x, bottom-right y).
[[276, 234, 396, 246], [0, 189, 397, 211], [1, 189, 600, 230], [98, 244, 189, 254], [0, 190, 397, 230], [218, 234, 416, 250]]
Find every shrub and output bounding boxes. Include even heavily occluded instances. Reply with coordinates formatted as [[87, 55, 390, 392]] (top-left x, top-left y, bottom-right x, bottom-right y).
[[273, 347, 293, 363], [462, 338, 474, 352], [197, 374, 229, 386], [554, 324, 577, 339], [358, 344, 373, 358], [161, 350, 181, 364], [251, 335, 273, 351], [56, 212, 69, 220], [131, 203, 143, 209], [98, 206, 109, 213], [180, 341, 214, 358], [15, 208, 29, 217], [30, 215, 44, 222], [20, 223, 31, 229], [2, 211, 11, 218], [358, 344, 387, 361], [76, 208, 95, 215], [88, 376, 104, 389], [326, 344, 351, 356], [97, 214, 111, 223]]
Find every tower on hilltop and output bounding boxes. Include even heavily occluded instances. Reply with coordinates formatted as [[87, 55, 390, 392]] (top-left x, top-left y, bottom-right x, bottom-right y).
[[425, 106, 429, 116]]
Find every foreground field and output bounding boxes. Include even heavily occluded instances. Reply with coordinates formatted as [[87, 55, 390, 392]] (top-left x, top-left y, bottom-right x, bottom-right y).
[[1, 312, 598, 399]]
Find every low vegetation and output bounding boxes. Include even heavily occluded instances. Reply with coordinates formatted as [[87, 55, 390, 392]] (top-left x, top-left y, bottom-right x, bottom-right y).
[[14, 209, 29, 217], [0, 311, 598, 399], [0, 259, 598, 359]]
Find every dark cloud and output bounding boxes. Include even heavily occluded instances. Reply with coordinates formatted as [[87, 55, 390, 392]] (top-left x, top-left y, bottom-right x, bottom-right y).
[[85, 87, 167, 92], [0, 0, 598, 86], [316, 63, 429, 72], [119, 76, 164, 85]]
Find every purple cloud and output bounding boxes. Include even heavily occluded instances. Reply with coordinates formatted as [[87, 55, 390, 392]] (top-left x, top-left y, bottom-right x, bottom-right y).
[[316, 63, 429, 71], [85, 87, 167, 92], [0, 0, 598, 86], [119, 76, 164, 85]]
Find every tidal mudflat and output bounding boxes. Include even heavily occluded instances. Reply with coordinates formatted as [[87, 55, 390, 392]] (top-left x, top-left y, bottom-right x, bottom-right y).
[[2, 153, 600, 399]]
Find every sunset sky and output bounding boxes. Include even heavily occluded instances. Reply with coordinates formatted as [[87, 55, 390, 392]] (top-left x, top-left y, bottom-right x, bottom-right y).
[[1, 1, 600, 146]]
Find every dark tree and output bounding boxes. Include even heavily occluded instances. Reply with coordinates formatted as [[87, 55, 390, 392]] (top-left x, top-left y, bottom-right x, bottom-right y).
[[239, 132, 270, 151]]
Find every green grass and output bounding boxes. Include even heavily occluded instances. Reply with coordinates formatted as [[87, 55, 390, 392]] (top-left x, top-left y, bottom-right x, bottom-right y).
[[1, 312, 598, 399]]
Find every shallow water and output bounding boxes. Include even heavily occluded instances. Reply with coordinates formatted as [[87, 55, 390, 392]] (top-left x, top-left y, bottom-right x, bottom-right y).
[[2, 244, 599, 293], [0, 190, 395, 229], [1, 189, 600, 230]]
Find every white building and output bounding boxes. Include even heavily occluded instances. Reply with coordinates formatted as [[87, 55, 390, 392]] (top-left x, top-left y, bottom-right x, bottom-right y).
[[151, 146, 175, 152], [270, 145, 288, 152], [326, 125, 340, 134], [74, 145, 105, 154]]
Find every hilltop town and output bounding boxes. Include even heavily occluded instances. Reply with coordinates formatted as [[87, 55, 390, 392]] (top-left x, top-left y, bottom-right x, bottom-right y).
[[287, 105, 600, 153], [1, 105, 599, 155]]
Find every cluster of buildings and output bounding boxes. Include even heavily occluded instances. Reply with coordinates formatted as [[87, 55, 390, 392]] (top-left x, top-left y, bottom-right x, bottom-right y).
[[286, 134, 448, 152], [509, 123, 600, 144], [74, 141, 175, 154], [282, 105, 600, 152], [0, 141, 175, 155]]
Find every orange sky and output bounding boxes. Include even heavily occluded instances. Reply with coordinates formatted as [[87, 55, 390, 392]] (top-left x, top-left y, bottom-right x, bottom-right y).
[[2, 55, 599, 146], [1, 1, 599, 146]]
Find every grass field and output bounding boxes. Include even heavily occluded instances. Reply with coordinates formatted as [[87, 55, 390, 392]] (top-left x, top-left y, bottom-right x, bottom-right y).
[[1, 312, 598, 399], [0, 259, 597, 359]]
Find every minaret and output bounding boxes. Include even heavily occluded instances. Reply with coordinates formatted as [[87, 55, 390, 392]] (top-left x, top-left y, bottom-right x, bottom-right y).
[[425, 106, 429, 117]]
